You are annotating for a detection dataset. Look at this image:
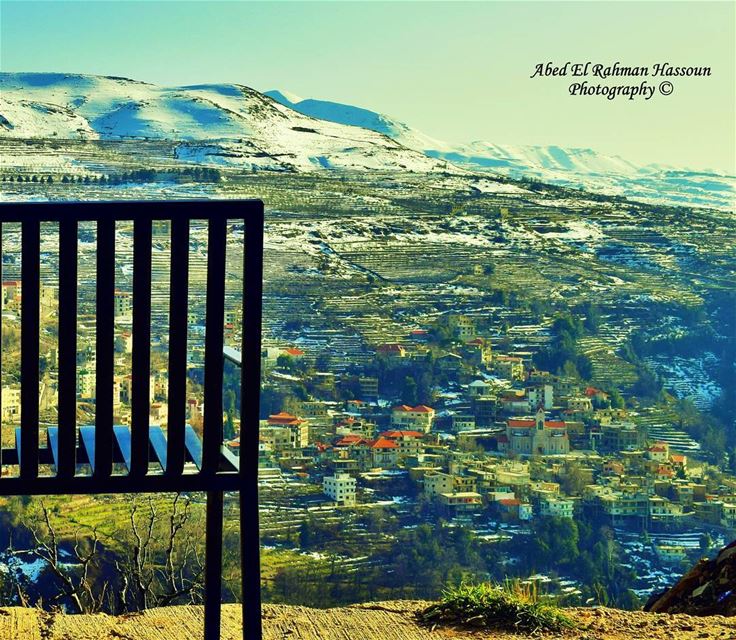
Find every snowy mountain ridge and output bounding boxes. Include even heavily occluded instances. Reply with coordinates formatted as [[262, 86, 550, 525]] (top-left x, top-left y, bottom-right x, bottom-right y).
[[0, 72, 732, 209], [0, 73, 455, 174], [266, 89, 735, 210]]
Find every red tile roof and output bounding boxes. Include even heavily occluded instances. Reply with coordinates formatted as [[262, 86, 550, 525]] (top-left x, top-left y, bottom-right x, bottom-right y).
[[545, 421, 566, 428], [283, 347, 305, 356], [334, 434, 366, 446], [377, 343, 405, 353], [508, 419, 535, 428], [392, 404, 434, 413], [268, 411, 304, 426], [507, 418, 565, 429], [584, 386, 608, 397], [379, 430, 424, 439], [369, 437, 398, 449]]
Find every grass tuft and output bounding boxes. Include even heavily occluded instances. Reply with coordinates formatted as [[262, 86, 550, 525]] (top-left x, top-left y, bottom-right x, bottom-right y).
[[418, 580, 576, 634]]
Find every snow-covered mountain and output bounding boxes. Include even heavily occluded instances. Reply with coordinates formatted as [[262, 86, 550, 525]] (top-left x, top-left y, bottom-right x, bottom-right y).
[[427, 143, 734, 210], [0, 73, 455, 173], [267, 89, 735, 210], [263, 90, 444, 152], [1, 73, 732, 209]]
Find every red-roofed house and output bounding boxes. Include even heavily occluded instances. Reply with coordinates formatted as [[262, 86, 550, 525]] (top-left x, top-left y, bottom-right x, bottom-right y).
[[262, 411, 309, 448], [334, 434, 367, 448], [376, 343, 406, 362], [584, 386, 609, 403], [368, 437, 399, 468], [497, 497, 524, 520], [647, 441, 669, 463], [379, 430, 425, 458], [370, 437, 398, 449], [267, 411, 303, 426], [379, 430, 424, 439], [282, 347, 305, 358], [331, 434, 401, 470], [390, 404, 436, 432], [670, 453, 687, 472]]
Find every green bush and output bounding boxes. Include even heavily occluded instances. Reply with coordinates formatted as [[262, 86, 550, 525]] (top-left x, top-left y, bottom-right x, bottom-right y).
[[418, 581, 575, 633]]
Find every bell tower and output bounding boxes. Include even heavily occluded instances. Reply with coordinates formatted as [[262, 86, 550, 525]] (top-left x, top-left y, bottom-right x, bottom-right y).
[[535, 405, 545, 431]]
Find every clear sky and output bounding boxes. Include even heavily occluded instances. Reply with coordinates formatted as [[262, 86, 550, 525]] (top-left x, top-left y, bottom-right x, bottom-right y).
[[1, 1, 734, 171]]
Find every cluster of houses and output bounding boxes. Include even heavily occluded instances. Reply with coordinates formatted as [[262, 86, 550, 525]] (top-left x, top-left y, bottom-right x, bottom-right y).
[[256, 314, 735, 539]]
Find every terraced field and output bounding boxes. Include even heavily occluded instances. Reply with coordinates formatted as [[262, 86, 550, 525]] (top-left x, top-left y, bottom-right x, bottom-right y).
[[2, 140, 734, 423], [2, 152, 734, 395]]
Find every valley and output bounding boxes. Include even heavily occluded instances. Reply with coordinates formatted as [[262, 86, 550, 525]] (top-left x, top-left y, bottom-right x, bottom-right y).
[[0, 70, 735, 614]]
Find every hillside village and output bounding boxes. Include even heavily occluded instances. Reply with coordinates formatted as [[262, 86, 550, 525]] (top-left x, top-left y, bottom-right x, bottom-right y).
[[0, 176, 731, 607], [0, 118, 733, 609], [253, 308, 735, 599]]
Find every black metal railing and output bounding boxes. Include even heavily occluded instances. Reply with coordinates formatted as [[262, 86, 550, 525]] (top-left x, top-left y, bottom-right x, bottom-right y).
[[0, 200, 264, 640]]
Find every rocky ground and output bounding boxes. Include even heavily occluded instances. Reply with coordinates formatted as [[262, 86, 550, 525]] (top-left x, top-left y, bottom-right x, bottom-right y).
[[1, 601, 734, 640]]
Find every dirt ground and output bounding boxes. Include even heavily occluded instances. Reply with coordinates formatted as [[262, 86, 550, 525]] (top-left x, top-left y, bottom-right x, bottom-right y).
[[1, 600, 735, 639]]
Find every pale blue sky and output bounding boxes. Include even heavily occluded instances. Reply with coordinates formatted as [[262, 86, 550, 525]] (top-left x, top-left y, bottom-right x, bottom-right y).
[[1, 1, 733, 170]]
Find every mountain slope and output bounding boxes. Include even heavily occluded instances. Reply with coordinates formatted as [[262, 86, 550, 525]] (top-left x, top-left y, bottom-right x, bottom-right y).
[[0, 73, 454, 173], [264, 89, 446, 153], [266, 89, 735, 210]]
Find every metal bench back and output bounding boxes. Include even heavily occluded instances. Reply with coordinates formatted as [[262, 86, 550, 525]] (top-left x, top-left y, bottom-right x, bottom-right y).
[[0, 199, 263, 639]]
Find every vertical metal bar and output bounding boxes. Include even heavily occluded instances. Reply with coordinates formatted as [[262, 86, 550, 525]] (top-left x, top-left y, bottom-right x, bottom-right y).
[[202, 216, 226, 475], [57, 219, 78, 478], [0, 222, 3, 470], [95, 218, 115, 479], [131, 218, 152, 478], [20, 218, 40, 480], [204, 489, 224, 640], [166, 217, 189, 477], [241, 205, 264, 640]]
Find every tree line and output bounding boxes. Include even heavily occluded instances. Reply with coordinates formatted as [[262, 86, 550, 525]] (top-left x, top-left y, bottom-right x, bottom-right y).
[[1, 167, 222, 185]]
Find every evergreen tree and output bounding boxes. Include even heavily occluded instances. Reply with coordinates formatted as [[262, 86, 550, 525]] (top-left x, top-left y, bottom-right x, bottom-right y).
[[401, 376, 419, 405]]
